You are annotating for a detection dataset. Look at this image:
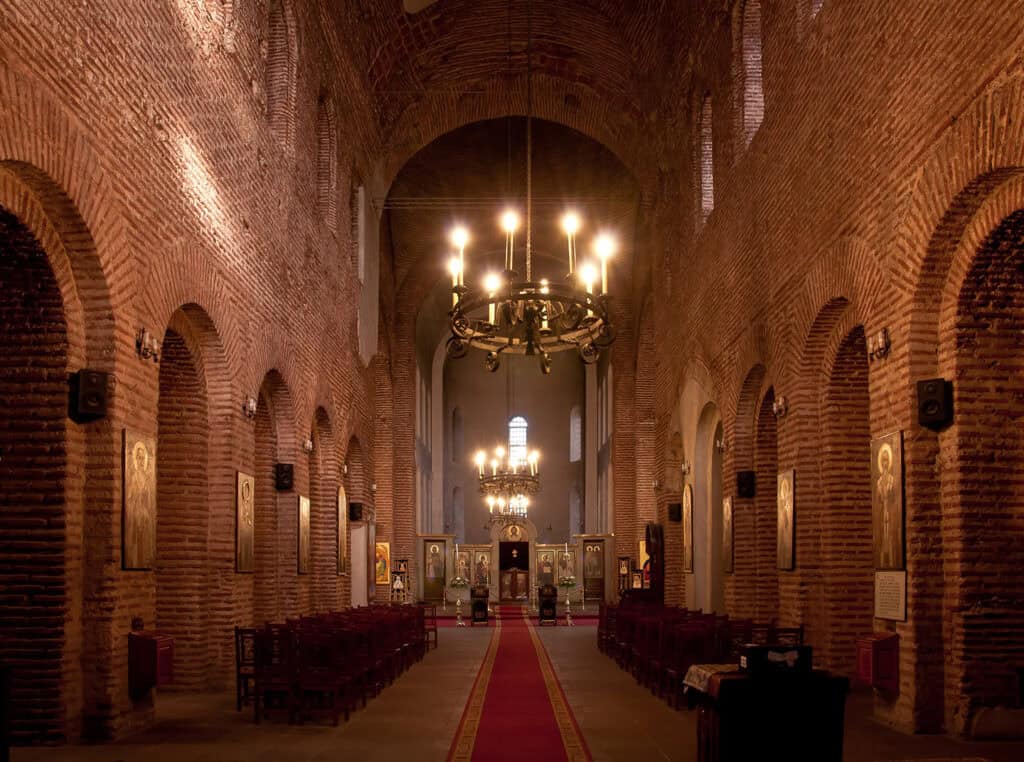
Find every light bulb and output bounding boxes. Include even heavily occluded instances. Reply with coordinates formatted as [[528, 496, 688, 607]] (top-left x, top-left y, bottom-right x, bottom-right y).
[[483, 272, 502, 294], [500, 209, 520, 234], [447, 256, 462, 277], [450, 226, 469, 249], [561, 212, 581, 236], [579, 262, 598, 292], [495, 446, 505, 459], [474, 451, 486, 466], [539, 278, 550, 295], [594, 233, 617, 260]]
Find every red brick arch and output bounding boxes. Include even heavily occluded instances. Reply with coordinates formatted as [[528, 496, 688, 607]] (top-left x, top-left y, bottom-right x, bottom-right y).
[[897, 76, 1024, 734], [310, 406, 343, 611], [0, 201, 72, 744], [0, 157, 119, 741], [253, 369, 297, 623]]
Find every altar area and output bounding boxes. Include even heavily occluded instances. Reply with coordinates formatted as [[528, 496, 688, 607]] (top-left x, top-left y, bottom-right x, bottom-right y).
[[415, 519, 614, 608]]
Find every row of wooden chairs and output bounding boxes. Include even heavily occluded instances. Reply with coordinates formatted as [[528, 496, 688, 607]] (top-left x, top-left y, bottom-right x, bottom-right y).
[[597, 603, 804, 709], [235, 604, 434, 726]]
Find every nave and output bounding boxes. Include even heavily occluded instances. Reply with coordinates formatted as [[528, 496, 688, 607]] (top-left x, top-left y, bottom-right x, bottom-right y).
[[11, 617, 1024, 762]]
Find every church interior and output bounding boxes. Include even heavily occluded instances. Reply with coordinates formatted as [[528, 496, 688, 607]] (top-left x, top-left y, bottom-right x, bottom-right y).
[[2, 1, 1024, 760]]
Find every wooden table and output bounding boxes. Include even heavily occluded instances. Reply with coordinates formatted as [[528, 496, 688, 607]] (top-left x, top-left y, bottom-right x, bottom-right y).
[[685, 663, 849, 762]]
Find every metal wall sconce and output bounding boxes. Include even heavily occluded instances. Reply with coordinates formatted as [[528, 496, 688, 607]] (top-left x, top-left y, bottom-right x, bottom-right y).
[[302, 437, 314, 454], [135, 327, 160, 363], [652, 478, 662, 492], [343, 463, 349, 475], [242, 396, 258, 419], [370, 482, 378, 493], [680, 460, 692, 476], [772, 395, 789, 418], [867, 327, 891, 362], [714, 437, 727, 453]]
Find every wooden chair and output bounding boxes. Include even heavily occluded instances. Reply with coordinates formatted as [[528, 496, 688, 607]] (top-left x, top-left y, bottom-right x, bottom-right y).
[[771, 624, 805, 646], [234, 626, 257, 711], [253, 624, 295, 724], [420, 604, 438, 650]]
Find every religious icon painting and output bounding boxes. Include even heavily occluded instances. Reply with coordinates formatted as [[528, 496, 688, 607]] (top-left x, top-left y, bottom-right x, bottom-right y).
[[423, 540, 446, 602], [122, 429, 156, 570], [474, 551, 491, 585], [871, 431, 905, 570], [375, 541, 391, 585], [777, 469, 796, 571], [337, 485, 347, 575], [455, 550, 471, 581], [682, 483, 694, 573], [723, 496, 734, 574], [298, 495, 311, 574], [236, 471, 255, 573]]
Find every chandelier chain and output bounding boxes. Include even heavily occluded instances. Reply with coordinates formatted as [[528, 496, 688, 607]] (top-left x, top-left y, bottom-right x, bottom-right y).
[[525, 0, 533, 281]]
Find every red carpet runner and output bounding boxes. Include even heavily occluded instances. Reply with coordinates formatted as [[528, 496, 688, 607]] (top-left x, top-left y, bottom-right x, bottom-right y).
[[447, 605, 591, 761]]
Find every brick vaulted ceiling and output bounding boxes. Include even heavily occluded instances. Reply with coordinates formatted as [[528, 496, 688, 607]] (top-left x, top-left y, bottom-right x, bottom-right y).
[[335, 0, 690, 192]]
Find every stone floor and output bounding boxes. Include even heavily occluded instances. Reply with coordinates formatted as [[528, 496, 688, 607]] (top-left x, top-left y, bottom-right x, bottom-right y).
[[12, 624, 1024, 762]]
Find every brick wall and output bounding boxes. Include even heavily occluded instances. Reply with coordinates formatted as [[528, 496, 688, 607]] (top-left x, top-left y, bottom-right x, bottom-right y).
[[0, 205, 69, 744]]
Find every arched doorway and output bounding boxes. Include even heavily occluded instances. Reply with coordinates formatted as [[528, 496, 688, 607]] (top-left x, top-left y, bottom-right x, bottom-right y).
[[753, 388, 780, 621], [155, 310, 213, 690], [820, 326, 873, 676], [310, 407, 340, 611], [946, 209, 1024, 731], [253, 370, 293, 624], [345, 437, 370, 606], [693, 403, 724, 613], [0, 203, 70, 743]]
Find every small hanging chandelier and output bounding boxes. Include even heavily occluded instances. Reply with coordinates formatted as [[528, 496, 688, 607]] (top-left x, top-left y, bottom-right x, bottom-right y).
[[445, 0, 617, 374], [475, 446, 540, 522]]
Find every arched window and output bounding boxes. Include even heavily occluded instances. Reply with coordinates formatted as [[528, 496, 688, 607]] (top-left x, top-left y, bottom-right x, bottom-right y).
[[697, 94, 714, 222], [739, 0, 764, 147], [266, 0, 297, 147], [316, 95, 337, 232], [350, 177, 365, 280], [569, 405, 582, 462], [508, 416, 528, 464]]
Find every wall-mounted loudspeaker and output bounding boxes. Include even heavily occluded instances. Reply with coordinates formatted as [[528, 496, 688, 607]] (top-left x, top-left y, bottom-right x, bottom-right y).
[[668, 503, 682, 522], [68, 369, 108, 422], [274, 463, 294, 491], [348, 502, 364, 523], [737, 470, 756, 499], [917, 378, 953, 430]]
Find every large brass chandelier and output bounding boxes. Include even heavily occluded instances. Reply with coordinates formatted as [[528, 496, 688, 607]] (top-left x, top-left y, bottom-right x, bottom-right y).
[[475, 445, 540, 521], [444, 0, 617, 375]]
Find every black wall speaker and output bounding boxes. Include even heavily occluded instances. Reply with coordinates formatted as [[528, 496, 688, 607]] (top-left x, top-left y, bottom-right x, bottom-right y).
[[737, 470, 756, 499], [68, 368, 108, 422], [348, 501, 364, 522], [274, 463, 294, 491], [917, 378, 953, 430], [668, 503, 682, 522]]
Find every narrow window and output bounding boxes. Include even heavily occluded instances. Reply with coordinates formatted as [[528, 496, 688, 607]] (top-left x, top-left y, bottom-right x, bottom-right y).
[[508, 416, 528, 465], [699, 95, 714, 221], [569, 405, 582, 463], [740, 0, 764, 146], [316, 96, 337, 231]]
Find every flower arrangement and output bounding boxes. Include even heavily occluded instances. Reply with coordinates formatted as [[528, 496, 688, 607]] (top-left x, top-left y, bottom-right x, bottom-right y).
[[449, 575, 470, 589], [557, 575, 577, 589]]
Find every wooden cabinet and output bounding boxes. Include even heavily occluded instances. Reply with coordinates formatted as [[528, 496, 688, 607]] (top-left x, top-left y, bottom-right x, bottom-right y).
[[856, 632, 899, 693], [128, 631, 174, 698]]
